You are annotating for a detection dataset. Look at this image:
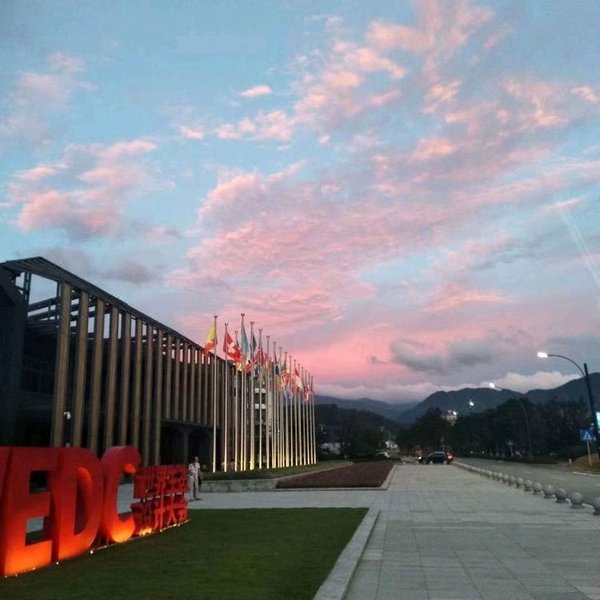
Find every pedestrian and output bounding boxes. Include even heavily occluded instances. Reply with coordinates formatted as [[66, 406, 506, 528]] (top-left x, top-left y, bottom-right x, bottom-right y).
[[188, 456, 202, 501]]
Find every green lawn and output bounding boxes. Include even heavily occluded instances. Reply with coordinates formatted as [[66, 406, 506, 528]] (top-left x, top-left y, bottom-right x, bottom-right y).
[[1, 508, 366, 600]]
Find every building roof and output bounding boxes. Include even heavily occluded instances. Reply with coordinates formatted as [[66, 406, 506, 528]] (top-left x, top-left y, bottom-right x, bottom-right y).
[[1, 256, 203, 349]]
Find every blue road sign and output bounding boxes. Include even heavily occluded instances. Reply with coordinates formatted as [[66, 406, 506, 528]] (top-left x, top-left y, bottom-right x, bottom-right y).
[[580, 429, 595, 443]]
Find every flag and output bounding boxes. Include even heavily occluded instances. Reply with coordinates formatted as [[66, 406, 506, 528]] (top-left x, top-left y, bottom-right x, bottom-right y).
[[294, 366, 304, 392], [203, 322, 217, 355], [240, 321, 249, 360], [223, 331, 241, 363]]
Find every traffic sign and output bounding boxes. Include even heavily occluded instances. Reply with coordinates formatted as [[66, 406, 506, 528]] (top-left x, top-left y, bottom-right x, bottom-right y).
[[580, 429, 595, 443]]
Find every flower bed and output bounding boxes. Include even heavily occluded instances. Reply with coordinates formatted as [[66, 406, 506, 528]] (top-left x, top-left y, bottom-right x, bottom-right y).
[[276, 461, 394, 489]]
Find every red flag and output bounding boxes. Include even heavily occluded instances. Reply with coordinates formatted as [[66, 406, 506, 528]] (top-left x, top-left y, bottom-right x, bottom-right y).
[[223, 331, 241, 363]]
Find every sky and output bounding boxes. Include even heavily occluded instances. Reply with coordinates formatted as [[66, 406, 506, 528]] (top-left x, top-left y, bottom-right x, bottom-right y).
[[1, 0, 600, 405]]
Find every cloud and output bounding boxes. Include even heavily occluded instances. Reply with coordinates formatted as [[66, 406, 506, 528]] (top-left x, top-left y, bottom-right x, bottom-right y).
[[491, 370, 580, 393], [215, 110, 294, 141], [240, 85, 272, 98], [5, 139, 157, 238], [390, 337, 495, 375], [0, 52, 92, 147], [179, 125, 205, 140]]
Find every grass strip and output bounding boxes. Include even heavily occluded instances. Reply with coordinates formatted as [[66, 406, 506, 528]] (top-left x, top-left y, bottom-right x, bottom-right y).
[[1, 507, 366, 600], [204, 461, 349, 480]]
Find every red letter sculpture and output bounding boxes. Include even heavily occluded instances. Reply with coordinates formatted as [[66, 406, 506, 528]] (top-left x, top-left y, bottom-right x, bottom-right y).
[[100, 446, 141, 543], [0, 448, 59, 577]]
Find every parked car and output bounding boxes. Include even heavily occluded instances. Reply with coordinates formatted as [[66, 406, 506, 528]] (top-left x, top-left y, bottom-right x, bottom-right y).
[[419, 451, 454, 464]]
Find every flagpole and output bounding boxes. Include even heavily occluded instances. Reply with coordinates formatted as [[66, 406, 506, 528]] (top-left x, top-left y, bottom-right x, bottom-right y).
[[257, 328, 263, 469], [264, 335, 270, 469], [278, 344, 283, 468], [234, 330, 240, 471], [240, 314, 247, 470], [293, 358, 299, 466], [211, 315, 218, 472], [223, 323, 229, 472], [273, 341, 279, 468], [249, 321, 255, 470], [311, 374, 316, 463]]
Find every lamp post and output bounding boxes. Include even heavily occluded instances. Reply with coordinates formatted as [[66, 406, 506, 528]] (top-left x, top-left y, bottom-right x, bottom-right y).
[[489, 383, 533, 458], [537, 352, 600, 465]]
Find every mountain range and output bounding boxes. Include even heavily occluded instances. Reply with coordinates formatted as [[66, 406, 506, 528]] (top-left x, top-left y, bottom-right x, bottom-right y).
[[315, 373, 600, 424]]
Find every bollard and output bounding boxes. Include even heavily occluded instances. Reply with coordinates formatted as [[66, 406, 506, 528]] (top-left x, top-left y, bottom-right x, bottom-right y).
[[502, 473, 510, 484], [532, 482, 543, 495], [570, 492, 584, 509], [509, 475, 517, 486], [555, 488, 567, 503], [516, 477, 524, 489], [542, 484, 555, 499], [592, 497, 600, 515], [524, 480, 533, 492]]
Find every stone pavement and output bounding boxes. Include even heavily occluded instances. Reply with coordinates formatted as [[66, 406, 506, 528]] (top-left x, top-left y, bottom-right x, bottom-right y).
[[115, 463, 600, 600]]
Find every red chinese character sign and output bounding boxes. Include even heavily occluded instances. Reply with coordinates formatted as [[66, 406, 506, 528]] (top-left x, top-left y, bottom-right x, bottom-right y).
[[0, 446, 188, 577]]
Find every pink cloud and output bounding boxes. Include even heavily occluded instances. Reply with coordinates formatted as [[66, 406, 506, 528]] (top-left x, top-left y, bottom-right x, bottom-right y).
[[0, 52, 92, 146], [179, 125, 204, 139], [240, 85, 272, 98], [426, 282, 509, 313], [215, 111, 293, 141], [572, 85, 600, 104], [410, 137, 458, 161], [6, 138, 157, 238]]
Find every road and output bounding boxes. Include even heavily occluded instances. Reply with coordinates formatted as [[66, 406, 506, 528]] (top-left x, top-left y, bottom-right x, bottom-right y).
[[455, 457, 600, 505]]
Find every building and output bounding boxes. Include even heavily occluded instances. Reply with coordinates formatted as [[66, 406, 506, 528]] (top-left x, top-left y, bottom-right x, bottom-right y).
[[0, 257, 316, 469]]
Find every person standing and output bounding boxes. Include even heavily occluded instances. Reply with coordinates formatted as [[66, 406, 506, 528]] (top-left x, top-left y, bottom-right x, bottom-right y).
[[188, 456, 202, 501]]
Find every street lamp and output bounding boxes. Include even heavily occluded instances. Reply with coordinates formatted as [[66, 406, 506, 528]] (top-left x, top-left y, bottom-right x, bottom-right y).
[[489, 383, 533, 458], [537, 352, 600, 465]]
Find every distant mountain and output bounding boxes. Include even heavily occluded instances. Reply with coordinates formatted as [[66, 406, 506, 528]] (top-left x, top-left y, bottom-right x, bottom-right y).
[[523, 373, 600, 405], [315, 395, 419, 422], [395, 387, 523, 423], [316, 373, 600, 425]]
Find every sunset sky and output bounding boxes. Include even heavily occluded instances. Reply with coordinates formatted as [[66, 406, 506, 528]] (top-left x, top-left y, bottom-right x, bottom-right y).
[[2, 1, 600, 404]]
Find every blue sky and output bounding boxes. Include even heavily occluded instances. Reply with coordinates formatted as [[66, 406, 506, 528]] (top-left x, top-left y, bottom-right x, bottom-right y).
[[2, 0, 600, 404]]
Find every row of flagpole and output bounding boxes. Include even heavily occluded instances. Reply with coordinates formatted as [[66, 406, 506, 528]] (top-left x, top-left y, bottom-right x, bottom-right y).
[[203, 314, 317, 472]]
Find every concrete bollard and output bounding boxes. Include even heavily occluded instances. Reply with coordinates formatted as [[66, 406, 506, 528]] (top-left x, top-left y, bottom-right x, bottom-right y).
[[532, 482, 543, 495], [516, 477, 524, 488], [570, 492, 584, 509], [592, 497, 600, 515], [542, 484, 555, 499], [555, 488, 568, 503], [524, 480, 533, 492], [509, 475, 517, 486], [502, 473, 510, 484]]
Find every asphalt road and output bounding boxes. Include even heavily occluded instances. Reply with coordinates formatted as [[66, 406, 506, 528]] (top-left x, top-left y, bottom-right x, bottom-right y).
[[455, 457, 600, 505]]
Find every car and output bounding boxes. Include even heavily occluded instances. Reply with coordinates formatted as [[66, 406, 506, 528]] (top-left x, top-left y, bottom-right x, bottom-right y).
[[375, 451, 391, 459], [419, 451, 454, 464]]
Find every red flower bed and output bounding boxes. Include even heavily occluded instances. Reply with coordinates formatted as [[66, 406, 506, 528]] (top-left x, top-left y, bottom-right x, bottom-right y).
[[276, 461, 394, 489]]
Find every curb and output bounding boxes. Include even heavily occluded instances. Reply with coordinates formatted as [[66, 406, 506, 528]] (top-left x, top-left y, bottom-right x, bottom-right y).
[[313, 506, 380, 600]]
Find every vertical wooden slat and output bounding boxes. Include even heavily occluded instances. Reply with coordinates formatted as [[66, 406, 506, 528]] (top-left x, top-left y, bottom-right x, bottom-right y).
[[195, 348, 202, 424], [118, 313, 132, 445], [71, 291, 89, 447], [103, 305, 119, 452], [88, 299, 105, 455], [164, 333, 172, 419], [189, 347, 196, 423], [131, 318, 143, 450], [181, 342, 189, 421], [173, 339, 181, 420], [142, 324, 153, 465], [51, 282, 72, 447], [153, 330, 163, 464]]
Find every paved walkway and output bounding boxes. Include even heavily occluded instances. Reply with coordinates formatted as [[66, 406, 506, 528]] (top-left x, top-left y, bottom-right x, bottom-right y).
[[116, 463, 600, 600]]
